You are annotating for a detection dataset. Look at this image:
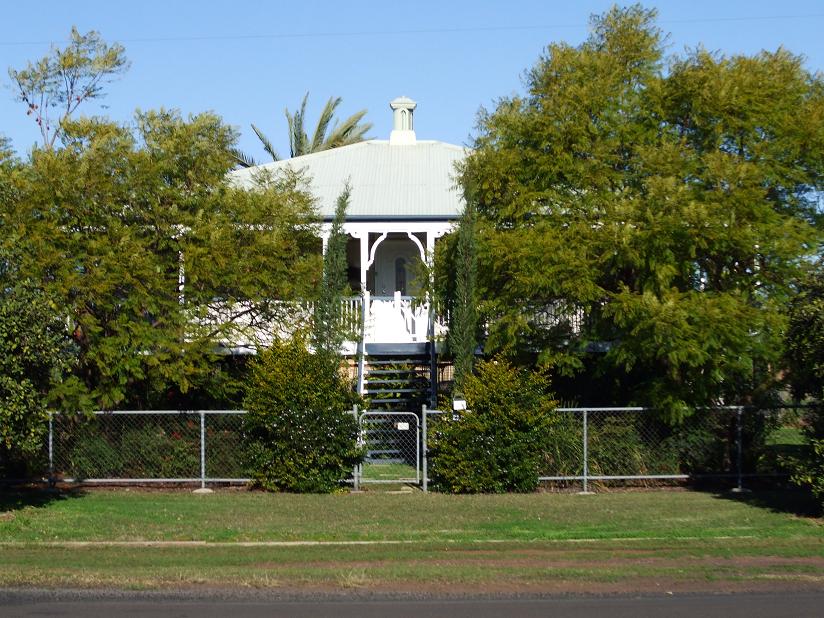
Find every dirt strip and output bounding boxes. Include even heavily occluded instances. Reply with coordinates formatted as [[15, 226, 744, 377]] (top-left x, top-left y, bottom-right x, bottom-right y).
[[0, 534, 762, 547]]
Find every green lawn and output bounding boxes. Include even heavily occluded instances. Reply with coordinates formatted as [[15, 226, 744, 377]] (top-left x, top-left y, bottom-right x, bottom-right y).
[[1, 488, 822, 592], [766, 424, 806, 446], [360, 462, 418, 482]]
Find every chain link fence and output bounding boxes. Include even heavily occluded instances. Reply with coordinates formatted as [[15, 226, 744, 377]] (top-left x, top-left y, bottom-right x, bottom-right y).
[[423, 406, 802, 492], [48, 411, 247, 486], [9, 405, 805, 491], [536, 407, 744, 491]]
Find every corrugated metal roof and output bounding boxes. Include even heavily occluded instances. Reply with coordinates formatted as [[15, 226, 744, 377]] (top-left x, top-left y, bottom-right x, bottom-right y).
[[229, 139, 467, 219]]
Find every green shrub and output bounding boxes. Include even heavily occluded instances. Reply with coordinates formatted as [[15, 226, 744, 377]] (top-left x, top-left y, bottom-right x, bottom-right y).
[[541, 412, 584, 478], [206, 415, 249, 478], [791, 438, 824, 510], [119, 422, 199, 478], [69, 431, 122, 479], [788, 409, 824, 511], [658, 412, 729, 473], [429, 358, 557, 493], [242, 336, 363, 493], [64, 416, 200, 479], [588, 414, 660, 476]]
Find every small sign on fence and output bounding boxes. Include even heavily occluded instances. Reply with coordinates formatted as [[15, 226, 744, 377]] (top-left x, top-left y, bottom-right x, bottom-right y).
[[396, 422, 410, 431]]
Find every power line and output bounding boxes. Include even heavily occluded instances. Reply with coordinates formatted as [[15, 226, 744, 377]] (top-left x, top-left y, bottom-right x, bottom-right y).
[[1, 13, 823, 47]]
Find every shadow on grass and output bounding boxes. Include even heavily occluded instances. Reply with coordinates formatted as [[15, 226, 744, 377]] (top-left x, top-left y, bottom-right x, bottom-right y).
[[0, 486, 86, 514], [706, 486, 821, 519]]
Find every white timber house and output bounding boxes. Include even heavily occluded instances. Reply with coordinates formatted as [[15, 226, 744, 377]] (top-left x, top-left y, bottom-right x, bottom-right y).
[[229, 97, 467, 406]]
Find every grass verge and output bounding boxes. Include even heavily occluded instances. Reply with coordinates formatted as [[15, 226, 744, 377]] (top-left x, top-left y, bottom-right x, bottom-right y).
[[0, 488, 821, 592]]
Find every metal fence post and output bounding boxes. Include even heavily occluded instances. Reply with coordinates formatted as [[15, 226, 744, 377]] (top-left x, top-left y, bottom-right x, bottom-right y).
[[200, 411, 206, 490], [732, 406, 747, 493], [580, 409, 591, 494], [422, 404, 428, 493], [48, 412, 54, 488], [353, 405, 360, 491]]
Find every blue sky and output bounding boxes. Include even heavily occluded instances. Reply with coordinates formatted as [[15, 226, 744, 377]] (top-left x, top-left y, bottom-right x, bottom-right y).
[[2, 1, 823, 159]]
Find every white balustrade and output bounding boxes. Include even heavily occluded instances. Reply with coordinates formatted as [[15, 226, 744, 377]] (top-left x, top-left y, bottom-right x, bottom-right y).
[[357, 294, 435, 344], [194, 295, 446, 350]]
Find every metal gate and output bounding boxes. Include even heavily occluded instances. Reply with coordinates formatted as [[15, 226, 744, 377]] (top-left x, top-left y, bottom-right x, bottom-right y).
[[357, 411, 420, 485]]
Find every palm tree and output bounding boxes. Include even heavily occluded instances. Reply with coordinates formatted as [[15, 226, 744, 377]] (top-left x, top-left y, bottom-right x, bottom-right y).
[[234, 92, 372, 167]]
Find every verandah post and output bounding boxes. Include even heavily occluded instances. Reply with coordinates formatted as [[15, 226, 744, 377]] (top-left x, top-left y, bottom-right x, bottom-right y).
[[357, 292, 368, 397]]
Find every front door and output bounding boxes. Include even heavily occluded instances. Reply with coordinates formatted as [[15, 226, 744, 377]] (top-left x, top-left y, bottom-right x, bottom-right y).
[[373, 239, 420, 296]]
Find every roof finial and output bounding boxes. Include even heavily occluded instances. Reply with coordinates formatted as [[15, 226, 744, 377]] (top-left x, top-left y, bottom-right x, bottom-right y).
[[389, 96, 417, 145]]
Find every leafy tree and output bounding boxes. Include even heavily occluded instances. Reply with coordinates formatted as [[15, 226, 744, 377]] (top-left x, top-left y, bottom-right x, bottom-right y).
[[0, 134, 15, 202], [312, 183, 352, 357], [8, 27, 129, 149], [455, 5, 824, 415], [243, 334, 363, 492], [0, 144, 78, 474], [236, 92, 372, 167], [0, 135, 11, 161], [3, 111, 321, 410], [0, 276, 78, 476]]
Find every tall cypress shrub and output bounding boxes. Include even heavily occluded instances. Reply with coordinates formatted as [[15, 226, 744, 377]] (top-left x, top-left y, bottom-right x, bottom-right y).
[[449, 203, 478, 388], [312, 183, 351, 357]]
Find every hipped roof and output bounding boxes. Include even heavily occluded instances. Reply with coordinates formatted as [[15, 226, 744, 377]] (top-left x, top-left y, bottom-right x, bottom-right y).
[[229, 139, 467, 220]]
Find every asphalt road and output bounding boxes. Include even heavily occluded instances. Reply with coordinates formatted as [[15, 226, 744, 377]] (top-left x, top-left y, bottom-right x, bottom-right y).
[[1, 591, 823, 617]]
